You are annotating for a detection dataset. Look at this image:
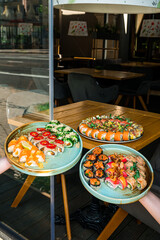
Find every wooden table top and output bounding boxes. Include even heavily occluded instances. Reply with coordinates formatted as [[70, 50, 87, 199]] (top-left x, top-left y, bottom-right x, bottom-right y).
[[120, 61, 160, 68], [55, 68, 144, 81], [8, 100, 160, 151]]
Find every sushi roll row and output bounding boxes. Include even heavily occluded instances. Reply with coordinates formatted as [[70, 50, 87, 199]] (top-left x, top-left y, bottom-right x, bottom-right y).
[[79, 114, 143, 142], [45, 121, 79, 147], [82, 146, 147, 191], [8, 136, 45, 167]]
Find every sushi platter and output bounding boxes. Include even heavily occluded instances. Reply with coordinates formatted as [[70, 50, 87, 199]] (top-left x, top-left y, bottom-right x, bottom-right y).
[[5, 121, 83, 176], [79, 144, 153, 204], [78, 114, 143, 143]]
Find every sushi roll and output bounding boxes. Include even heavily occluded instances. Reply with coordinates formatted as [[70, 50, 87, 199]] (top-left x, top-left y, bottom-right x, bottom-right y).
[[35, 150, 45, 163], [17, 136, 28, 143], [37, 140, 49, 151], [19, 149, 30, 163], [86, 154, 97, 162], [42, 131, 51, 138], [44, 144, 58, 156], [30, 145, 39, 155], [56, 132, 65, 140], [48, 120, 60, 126], [83, 160, 94, 171], [97, 154, 108, 164], [118, 176, 128, 190], [89, 178, 101, 190], [105, 131, 115, 141], [105, 177, 119, 189], [136, 175, 147, 190], [126, 176, 137, 190], [91, 129, 100, 139], [85, 128, 92, 137], [137, 164, 146, 172], [63, 138, 74, 148], [138, 169, 146, 178], [97, 131, 107, 141], [25, 155, 39, 167], [63, 126, 72, 134], [126, 169, 135, 177], [8, 139, 18, 153], [31, 136, 44, 146], [125, 161, 134, 169], [48, 135, 57, 143], [94, 169, 105, 182], [28, 132, 39, 141], [114, 132, 123, 141], [135, 156, 145, 166], [122, 131, 130, 141], [36, 128, 46, 134], [105, 161, 117, 169], [92, 147, 103, 156], [55, 139, 65, 152], [93, 161, 105, 171], [84, 169, 94, 182], [105, 167, 115, 177], [125, 155, 137, 163], [13, 142, 23, 157], [129, 130, 136, 140], [79, 124, 89, 134], [70, 134, 79, 143]]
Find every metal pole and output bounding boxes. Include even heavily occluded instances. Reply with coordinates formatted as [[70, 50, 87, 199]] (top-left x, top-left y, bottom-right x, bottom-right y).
[[49, 0, 55, 240]]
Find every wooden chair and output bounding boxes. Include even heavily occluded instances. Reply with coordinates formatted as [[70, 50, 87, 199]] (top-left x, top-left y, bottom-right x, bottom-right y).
[[68, 72, 119, 104], [115, 81, 151, 111]]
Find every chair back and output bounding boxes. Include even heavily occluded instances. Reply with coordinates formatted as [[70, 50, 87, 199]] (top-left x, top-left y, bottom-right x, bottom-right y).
[[68, 72, 118, 103]]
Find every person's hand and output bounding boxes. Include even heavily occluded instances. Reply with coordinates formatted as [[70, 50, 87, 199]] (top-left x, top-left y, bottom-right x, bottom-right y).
[[0, 157, 11, 174]]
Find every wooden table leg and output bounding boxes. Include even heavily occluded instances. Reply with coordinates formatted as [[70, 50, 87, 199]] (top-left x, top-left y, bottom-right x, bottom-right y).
[[115, 95, 123, 105], [97, 207, 128, 240], [61, 174, 71, 240], [11, 175, 36, 208]]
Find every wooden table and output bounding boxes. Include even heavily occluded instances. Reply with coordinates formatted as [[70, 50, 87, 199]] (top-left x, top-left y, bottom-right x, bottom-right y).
[[8, 100, 160, 240], [120, 61, 160, 68], [55, 68, 144, 81]]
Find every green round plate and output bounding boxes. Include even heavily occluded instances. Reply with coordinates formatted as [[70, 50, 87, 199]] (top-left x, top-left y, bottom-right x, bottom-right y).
[[79, 144, 154, 204], [5, 121, 83, 176]]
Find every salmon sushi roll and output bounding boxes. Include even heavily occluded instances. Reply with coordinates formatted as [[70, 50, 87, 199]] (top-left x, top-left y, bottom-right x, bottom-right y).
[[122, 131, 129, 141], [136, 156, 145, 166], [105, 131, 115, 141], [126, 176, 137, 190], [97, 131, 107, 141], [8, 139, 18, 153], [97, 154, 108, 164], [89, 178, 101, 190], [83, 160, 94, 171], [30, 145, 39, 155], [114, 132, 123, 141], [94, 169, 105, 182], [85, 128, 92, 137], [79, 124, 88, 134], [137, 164, 146, 172], [84, 169, 94, 182], [125, 155, 137, 163], [13, 142, 23, 157], [35, 150, 45, 163], [136, 176, 147, 190], [105, 177, 119, 189], [91, 129, 100, 139], [126, 169, 135, 177], [92, 146, 103, 156], [19, 149, 30, 163], [118, 176, 128, 190], [18, 136, 28, 143], [25, 155, 39, 167]]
